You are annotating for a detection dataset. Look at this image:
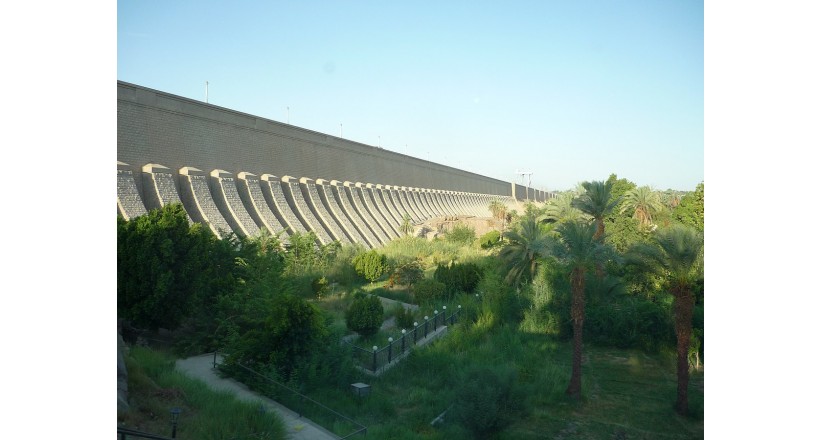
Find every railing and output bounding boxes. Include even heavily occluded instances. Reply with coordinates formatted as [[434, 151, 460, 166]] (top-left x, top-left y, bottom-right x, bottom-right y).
[[346, 305, 463, 374], [218, 358, 367, 439], [116, 427, 173, 440]]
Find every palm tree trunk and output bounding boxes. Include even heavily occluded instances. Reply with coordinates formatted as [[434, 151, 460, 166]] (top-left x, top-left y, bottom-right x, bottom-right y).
[[566, 267, 586, 399], [593, 218, 605, 277], [673, 286, 695, 415]]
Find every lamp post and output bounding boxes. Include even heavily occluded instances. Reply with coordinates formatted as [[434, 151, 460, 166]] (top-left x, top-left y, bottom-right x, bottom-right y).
[[372, 346, 378, 372], [170, 407, 181, 439], [388, 337, 394, 362], [401, 329, 406, 352], [413, 322, 418, 343]]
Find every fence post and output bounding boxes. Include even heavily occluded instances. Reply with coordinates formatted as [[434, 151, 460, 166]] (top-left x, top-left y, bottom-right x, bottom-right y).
[[401, 329, 406, 353], [424, 316, 429, 338], [413, 322, 418, 344], [388, 337, 393, 363], [372, 346, 378, 372]]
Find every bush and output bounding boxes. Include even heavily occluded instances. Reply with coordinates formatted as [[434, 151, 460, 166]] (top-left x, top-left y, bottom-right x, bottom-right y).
[[311, 276, 330, 299], [446, 222, 476, 244], [478, 230, 501, 249], [352, 250, 389, 283], [392, 304, 416, 330], [388, 259, 424, 288], [451, 364, 526, 438], [345, 294, 384, 337], [434, 262, 482, 297], [413, 279, 447, 304]]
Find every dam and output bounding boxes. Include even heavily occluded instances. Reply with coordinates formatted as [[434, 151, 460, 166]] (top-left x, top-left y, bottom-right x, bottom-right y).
[[117, 81, 549, 246]]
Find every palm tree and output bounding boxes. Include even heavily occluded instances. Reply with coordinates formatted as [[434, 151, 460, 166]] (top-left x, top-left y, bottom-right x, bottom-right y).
[[551, 220, 604, 399], [399, 214, 414, 236], [625, 225, 703, 415], [620, 186, 664, 229], [571, 180, 620, 241], [541, 192, 585, 224], [499, 216, 552, 286], [488, 199, 507, 221]]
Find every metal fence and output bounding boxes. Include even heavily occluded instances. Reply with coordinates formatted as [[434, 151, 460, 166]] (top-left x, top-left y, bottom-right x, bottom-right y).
[[225, 361, 367, 439], [346, 305, 463, 374]]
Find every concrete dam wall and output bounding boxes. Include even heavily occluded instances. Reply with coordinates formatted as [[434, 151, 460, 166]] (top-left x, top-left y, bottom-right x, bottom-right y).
[[117, 81, 545, 246]]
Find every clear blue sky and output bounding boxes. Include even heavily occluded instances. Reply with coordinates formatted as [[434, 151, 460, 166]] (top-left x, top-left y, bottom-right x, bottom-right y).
[[118, 0, 703, 192]]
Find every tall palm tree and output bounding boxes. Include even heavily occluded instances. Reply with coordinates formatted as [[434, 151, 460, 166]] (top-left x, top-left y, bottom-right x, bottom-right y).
[[620, 186, 664, 229], [499, 216, 552, 286], [551, 220, 604, 399], [571, 180, 620, 241], [488, 199, 507, 222], [626, 225, 703, 415]]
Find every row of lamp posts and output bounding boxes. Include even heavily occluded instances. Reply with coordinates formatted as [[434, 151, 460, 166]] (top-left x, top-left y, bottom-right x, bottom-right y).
[[371, 304, 463, 372]]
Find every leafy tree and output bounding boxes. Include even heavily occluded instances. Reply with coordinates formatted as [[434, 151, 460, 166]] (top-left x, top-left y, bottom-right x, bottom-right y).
[[352, 250, 389, 283], [625, 225, 704, 415], [551, 220, 606, 399], [499, 216, 552, 286], [389, 259, 424, 288], [620, 186, 665, 229], [673, 182, 704, 231], [345, 294, 384, 337], [117, 203, 229, 331], [227, 293, 327, 379]]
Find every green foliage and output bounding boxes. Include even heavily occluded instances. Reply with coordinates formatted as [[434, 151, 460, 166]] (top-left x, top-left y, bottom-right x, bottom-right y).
[[227, 293, 327, 379], [584, 295, 675, 352], [391, 304, 416, 330], [388, 259, 424, 288], [433, 262, 482, 297], [117, 203, 231, 331], [478, 230, 501, 249], [311, 276, 330, 299], [284, 231, 340, 276], [446, 222, 476, 244], [352, 250, 389, 283], [673, 182, 704, 231], [451, 364, 526, 439], [399, 213, 414, 236], [412, 278, 447, 304], [477, 264, 529, 327], [500, 216, 552, 286], [121, 346, 287, 440], [345, 294, 384, 337]]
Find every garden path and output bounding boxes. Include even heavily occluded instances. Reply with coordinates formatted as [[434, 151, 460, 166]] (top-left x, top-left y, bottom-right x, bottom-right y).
[[176, 354, 338, 440]]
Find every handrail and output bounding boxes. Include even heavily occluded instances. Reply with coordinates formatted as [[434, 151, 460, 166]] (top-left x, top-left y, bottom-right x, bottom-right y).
[[232, 362, 367, 438], [116, 426, 173, 440]]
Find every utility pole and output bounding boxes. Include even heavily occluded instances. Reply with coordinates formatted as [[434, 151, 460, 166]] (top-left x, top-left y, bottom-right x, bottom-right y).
[[516, 169, 533, 201]]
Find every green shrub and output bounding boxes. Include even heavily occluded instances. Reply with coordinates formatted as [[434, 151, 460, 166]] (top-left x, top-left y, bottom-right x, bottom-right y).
[[478, 230, 501, 249], [392, 304, 416, 330], [311, 276, 330, 298], [412, 279, 447, 304], [433, 262, 482, 297], [352, 250, 389, 283], [388, 259, 424, 288], [451, 364, 526, 438], [446, 222, 476, 244], [345, 294, 384, 337]]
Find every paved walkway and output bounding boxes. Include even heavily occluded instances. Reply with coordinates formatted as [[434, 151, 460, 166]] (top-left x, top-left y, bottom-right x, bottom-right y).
[[175, 354, 338, 440]]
